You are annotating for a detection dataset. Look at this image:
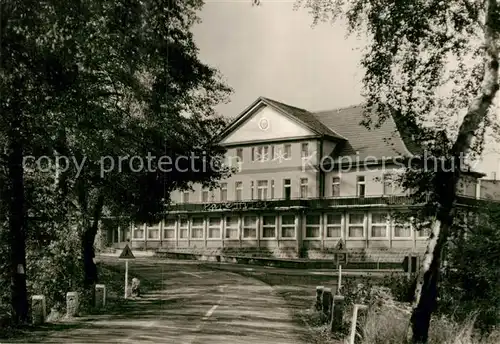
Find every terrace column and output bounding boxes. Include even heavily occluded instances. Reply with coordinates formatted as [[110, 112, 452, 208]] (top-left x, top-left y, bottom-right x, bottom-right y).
[[159, 219, 163, 248], [129, 222, 134, 248], [297, 210, 304, 258], [321, 211, 325, 251], [204, 215, 207, 248], [221, 213, 225, 249], [257, 213, 261, 249], [238, 213, 243, 248]]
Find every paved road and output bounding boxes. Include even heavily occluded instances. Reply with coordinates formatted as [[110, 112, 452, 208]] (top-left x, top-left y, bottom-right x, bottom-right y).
[[12, 258, 311, 344], [206, 261, 400, 278]]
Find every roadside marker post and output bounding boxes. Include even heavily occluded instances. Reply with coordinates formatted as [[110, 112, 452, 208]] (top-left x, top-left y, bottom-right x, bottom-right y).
[[125, 260, 128, 298], [119, 244, 135, 299], [349, 304, 368, 344], [338, 264, 342, 293]]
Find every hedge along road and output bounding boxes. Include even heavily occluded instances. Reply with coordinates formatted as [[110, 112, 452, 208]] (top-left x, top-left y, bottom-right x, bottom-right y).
[[12, 258, 312, 344]]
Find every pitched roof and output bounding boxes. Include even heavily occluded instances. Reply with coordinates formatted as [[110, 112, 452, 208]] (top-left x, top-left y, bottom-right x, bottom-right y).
[[260, 98, 415, 160], [218, 97, 483, 175], [217, 96, 346, 142], [313, 105, 413, 161], [260, 97, 346, 140]]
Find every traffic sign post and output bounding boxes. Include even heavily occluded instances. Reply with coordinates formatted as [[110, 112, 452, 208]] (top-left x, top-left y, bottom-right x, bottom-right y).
[[125, 260, 128, 299], [119, 244, 135, 299], [335, 252, 348, 266], [338, 264, 342, 293], [334, 254, 347, 294], [333, 240, 347, 295]]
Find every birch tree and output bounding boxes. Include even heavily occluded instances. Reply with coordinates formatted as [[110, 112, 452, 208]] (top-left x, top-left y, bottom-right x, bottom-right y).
[[296, 0, 500, 342]]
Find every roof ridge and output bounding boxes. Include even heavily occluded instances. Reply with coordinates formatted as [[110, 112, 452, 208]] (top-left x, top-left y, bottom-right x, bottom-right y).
[[312, 103, 364, 114], [258, 97, 345, 140], [260, 97, 310, 113]]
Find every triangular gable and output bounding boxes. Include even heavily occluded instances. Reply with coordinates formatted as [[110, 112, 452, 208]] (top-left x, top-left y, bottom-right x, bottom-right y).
[[220, 100, 317, 145]]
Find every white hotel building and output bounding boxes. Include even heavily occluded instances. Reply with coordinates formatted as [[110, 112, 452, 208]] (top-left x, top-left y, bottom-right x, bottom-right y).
[[102, 97, 486, 262]]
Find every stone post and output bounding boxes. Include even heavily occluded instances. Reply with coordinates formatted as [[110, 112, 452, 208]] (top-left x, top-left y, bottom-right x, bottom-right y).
[[349, 304, 368, 344], [315, 286, 324, 311], [95, 284, 106, 309], [31, 295, 46, 325], [322, 287, 333, 322], [131, 277, 141, 297], [330, 295, 345, 333], [66, 291, 79, 317]]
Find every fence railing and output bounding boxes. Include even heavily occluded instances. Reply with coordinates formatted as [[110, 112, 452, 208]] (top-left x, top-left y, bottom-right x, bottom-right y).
[[165, 194, 493, 212]]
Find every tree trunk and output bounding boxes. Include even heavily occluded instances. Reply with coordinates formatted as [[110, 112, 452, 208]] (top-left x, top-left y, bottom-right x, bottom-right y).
[[82, 192, 104, 290], [410, 1, 499, 342], [8, 123, 29, 325], [411, 218, 450, 343]]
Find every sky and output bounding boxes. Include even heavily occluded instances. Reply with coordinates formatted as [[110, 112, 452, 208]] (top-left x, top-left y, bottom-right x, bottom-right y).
[[192, 0, 500, 178]]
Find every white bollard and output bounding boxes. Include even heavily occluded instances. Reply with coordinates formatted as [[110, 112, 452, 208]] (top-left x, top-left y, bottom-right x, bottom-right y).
[[66, 291, 79, 317], [95, 284, 106, 308], [131, 278, 141, 297], [31, 295, 46, 325], [349, 304, 368, 344]]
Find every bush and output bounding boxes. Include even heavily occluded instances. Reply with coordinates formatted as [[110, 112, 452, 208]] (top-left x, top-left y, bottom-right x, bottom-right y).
[[363, 304, 500, 344], [26, 220, 85, 314], [342, 273, 414, 307], [438, 204, 500, 333]]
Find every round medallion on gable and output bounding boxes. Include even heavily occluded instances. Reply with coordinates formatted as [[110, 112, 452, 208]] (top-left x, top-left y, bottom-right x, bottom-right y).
[[258, 117, 270, 131]]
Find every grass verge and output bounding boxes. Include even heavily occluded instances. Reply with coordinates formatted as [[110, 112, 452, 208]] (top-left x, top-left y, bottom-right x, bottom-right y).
[[233, 270, 347, 344], [1, 262, 142, 342]]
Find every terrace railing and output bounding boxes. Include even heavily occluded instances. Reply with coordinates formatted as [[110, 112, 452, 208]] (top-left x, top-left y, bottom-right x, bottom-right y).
[[166, 194, 495, 213]]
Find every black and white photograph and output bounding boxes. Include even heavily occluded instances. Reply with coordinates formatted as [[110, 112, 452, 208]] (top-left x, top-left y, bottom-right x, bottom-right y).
[[1, 0, 500, 343]]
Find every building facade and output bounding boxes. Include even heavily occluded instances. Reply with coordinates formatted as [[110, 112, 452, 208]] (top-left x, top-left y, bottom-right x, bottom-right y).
[[102, 97, 485, 261]]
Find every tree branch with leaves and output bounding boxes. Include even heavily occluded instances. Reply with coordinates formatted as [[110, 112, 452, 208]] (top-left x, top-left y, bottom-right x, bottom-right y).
[[297, 0, 499, 342]]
